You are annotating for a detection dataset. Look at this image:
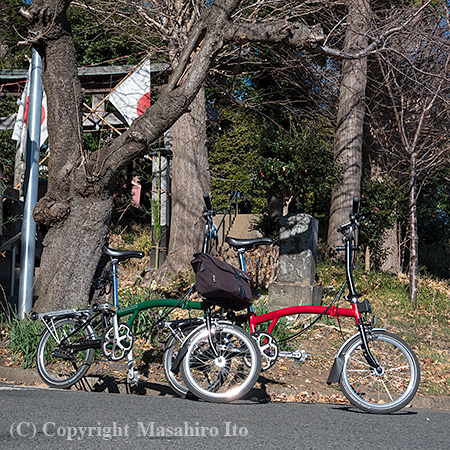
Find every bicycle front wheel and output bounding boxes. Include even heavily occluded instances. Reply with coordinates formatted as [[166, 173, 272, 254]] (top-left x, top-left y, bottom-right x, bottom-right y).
[[180, 323, 261, 403], [36, 318, 96, 388], [339, 330, 420, 414]]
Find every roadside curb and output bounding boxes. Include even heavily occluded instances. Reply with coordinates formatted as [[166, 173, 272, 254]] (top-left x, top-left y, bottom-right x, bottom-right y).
[[407, 395, 450, 411], [0, 366, 43, 386], [1, 365, 449, 410]]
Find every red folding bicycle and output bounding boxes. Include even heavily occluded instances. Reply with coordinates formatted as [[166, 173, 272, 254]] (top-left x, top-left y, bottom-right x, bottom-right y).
[[226, 196, 420, 414]]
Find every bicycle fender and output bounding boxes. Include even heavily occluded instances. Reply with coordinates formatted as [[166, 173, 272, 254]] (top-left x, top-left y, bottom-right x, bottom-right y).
[[169, 324, 209, 374], [327, 357, 344, 385], [326, 328, 386, 385], [171, 345, 188, 375]]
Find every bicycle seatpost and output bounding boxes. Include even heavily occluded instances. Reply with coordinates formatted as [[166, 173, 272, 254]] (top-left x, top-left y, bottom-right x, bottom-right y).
[[352, 196, 360, 216], [109, 257, 119, 308]]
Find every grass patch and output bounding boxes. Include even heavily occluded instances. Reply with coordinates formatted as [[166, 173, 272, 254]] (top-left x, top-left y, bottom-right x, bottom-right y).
[[0, 311, 43, 369]]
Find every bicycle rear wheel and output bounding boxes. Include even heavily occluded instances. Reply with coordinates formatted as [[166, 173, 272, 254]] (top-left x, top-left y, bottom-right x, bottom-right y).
[[36, 317, 96, 388], [163, 323, 201, 397], [339, 330, 420, 413], [180, 323, 261, 403]]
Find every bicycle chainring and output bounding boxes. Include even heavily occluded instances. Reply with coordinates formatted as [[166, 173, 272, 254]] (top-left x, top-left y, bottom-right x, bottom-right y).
[[252, 331, 279, 371], [101, 323, 134, 361]]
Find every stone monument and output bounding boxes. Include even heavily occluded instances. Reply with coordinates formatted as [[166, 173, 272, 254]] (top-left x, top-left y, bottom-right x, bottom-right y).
[[269, 213, 323, 308]]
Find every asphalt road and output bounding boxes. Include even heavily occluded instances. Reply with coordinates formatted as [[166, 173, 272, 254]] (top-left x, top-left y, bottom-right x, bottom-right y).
[[1, 382, 449, 450]]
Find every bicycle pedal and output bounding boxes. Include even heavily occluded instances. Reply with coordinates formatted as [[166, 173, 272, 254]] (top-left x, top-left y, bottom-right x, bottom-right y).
[[127, 371, 147, 386], [278, 350, 309, 362]]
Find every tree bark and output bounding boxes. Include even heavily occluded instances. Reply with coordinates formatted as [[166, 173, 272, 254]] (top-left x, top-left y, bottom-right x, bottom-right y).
[[24, 0, 108, 311], [380, 223, 401, 273], [154, 87, 211, 280], [34, 196, 113, 311], [327, 0, 370, 254]]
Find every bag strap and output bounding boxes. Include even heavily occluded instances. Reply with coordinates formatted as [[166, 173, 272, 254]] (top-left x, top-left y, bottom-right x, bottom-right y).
[[230, 265, 248, 300]]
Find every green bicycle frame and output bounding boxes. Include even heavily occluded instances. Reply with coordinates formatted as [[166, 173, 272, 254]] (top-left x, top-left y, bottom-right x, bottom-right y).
[[117, 298, 203, 327]]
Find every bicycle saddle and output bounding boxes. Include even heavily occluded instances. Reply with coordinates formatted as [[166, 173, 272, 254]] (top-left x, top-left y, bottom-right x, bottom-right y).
[[225, 236, 273, 250], [102, 245, 144, 260]]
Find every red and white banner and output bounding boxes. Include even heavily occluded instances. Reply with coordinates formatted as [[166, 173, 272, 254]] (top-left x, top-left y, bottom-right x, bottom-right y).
[[12, 63, 48, 147], [107, 56, 151, 125]]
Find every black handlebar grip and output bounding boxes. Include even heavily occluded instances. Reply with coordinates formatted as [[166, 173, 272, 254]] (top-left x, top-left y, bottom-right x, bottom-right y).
[[352, 196, 360, 215], [203, 192, 213, 210], [30, 311, 38, 321]]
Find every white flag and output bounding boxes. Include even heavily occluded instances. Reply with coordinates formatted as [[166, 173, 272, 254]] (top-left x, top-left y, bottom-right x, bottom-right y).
[[12, 63, 48, 147], [107, 57, 151, 125]]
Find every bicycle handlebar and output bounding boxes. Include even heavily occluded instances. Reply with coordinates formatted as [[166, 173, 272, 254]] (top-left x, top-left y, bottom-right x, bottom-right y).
[[203, 192, 213, 211], [335, 245, 360, 252], [337, 195, 364, 236]]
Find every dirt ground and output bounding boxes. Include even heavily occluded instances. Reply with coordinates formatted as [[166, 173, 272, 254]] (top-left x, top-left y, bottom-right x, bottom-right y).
[[0, 321, 350, 405]]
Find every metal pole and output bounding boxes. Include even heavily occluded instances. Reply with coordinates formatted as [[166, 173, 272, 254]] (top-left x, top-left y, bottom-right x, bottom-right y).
[[18, 49, 43, 319], [0, 166, 3, 237], [10, 243, 17, 297]]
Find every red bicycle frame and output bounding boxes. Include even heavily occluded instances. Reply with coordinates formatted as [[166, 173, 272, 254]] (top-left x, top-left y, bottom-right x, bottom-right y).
[[248, 303, 361, 335]]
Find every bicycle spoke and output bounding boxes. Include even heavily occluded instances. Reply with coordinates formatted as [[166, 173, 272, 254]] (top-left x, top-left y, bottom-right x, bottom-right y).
[[340, 331, 420, 412], [36, 318, 95, 388], [181, 324, 261, 402], [380, 378, 395, 403]]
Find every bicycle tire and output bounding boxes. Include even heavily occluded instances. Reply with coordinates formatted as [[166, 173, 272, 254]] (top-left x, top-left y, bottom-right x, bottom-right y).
[[36, 317, 96, 389], [339, 330, 420, 414], [180, 323, 261, 403], [163, 323, 200, 397]]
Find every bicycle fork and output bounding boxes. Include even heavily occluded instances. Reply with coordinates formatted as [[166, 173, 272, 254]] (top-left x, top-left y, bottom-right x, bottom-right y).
[[327, 323, 383, 385], [356, 321, 382, 372]]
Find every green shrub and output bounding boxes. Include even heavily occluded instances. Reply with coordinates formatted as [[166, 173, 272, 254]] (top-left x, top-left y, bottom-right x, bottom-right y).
[[2, 313, 43, 369]]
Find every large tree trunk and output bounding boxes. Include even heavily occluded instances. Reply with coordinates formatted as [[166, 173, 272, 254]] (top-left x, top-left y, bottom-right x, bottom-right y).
[[327, 0, 370, 254], [28, 0, 107, 311], [34, 195, 113, 311], [155, 87, 211, 280], [26, 0, 220, 311], [20, 0, 326, 312]]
